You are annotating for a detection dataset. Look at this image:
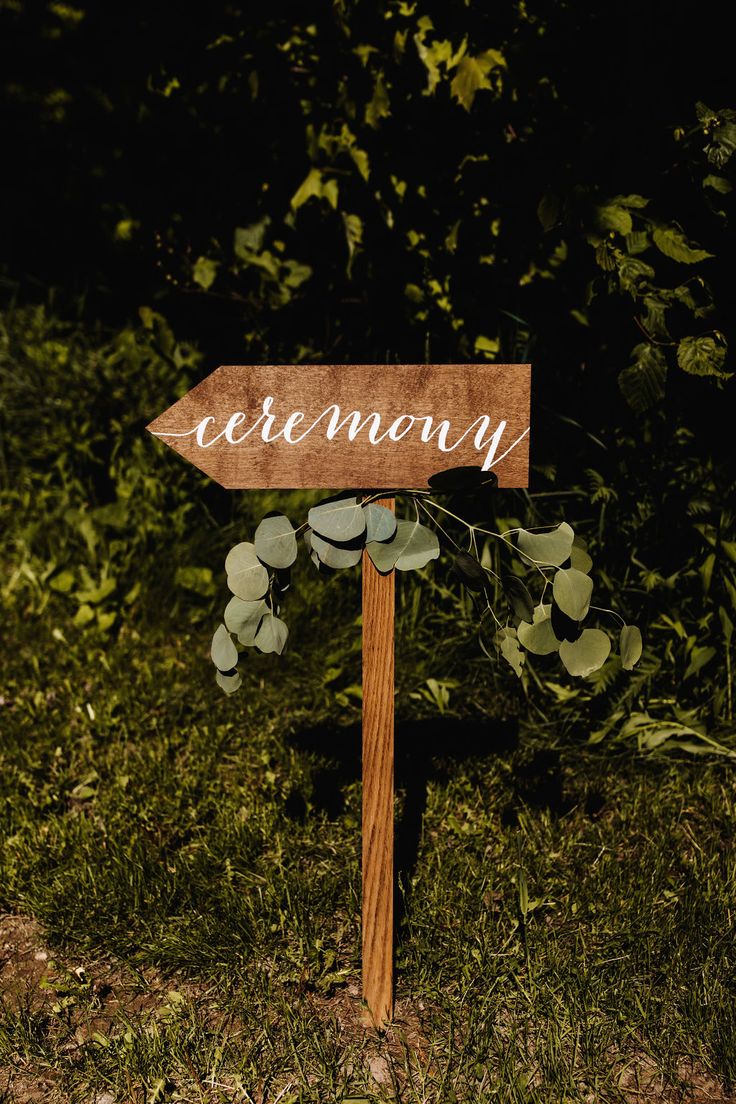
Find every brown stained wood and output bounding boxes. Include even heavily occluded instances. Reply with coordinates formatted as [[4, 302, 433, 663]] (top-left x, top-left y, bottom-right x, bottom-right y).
[[147, 363, 531, 489], [361, 498, 395, 1027]]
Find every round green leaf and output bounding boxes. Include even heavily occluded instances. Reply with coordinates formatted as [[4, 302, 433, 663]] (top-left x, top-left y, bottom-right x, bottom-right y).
[[570, 540, 593, 574], [393, 519, 440, 571], [225, 542, 269, 601], [518, 605, 560, 655], [211, 623, 238, 671], [216, 669, 242, 694], [254, 613, 289, 655], [517, 522, 574, 567], [620, 624, 643, 670], [495, 627, 525, 677], [364, 503, 397, 543], [454, 551, 487, 591], [502, 574, 534, 623], [311, 532, 363, 569], [559, 629, 611, 677], [308, 496, 366, 542], [224, 596, 268, 635], [553, 567, 593, 621], [254, 514, 297, 569], [367, 519, 439, 574]]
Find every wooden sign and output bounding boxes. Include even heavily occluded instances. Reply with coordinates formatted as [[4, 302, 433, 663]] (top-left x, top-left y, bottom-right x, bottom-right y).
[[147, 364, 531, 489], [148, 363, 531, 1029]]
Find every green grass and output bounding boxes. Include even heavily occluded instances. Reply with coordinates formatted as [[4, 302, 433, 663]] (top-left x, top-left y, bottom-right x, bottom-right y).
[[1, 598, 735, 1103], [1, 305, 735, 1101]]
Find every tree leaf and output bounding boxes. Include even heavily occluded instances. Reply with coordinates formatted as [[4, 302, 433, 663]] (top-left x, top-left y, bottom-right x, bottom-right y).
[[428, 465, 498, 491], [211, 624, 238, 671], [365, 70, 391, 128], [343, 212, 363, 277], [502, 574, 534, 622], [225, 542, 269, 601], [677, 335, 731, 379], [559, 629, 611, 677], [653, 226, 713, 264], [364, 503, 397, 543], [454, 550, 488, 591], [308, 496, 366, 542], [495, 627, 524, 677], [310, 532, 363, 569], [553, 568, 593, 621], [254, 613, 289, 655], [618, 343, 667, 413], [620, 625, 643, 670], [192, 256, 218, 291], [254, 513, 298, 569], [216, 669, 242, 694], [596, 204, 633, 236], [517, 522, 574, 567], [703, 174, 732, 195], [518, 604, 560, 655], [450, 50, 505, 111], [290, 168, 339, 211]]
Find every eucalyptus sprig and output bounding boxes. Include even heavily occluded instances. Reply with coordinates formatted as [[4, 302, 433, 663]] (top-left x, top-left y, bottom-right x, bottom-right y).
[[210, 466, 642, 693]]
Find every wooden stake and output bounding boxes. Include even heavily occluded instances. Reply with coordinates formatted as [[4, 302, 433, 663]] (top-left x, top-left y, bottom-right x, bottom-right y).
[[361, 496, 395, 1028]]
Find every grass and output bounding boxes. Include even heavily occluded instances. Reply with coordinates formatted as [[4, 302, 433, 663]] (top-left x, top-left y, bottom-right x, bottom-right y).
[[1, 306, 735, 1101], [1, 594, 735, 1103]]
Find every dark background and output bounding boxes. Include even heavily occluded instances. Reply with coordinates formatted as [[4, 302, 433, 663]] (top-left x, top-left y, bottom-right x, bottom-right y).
[[1, 0, 734, 727]]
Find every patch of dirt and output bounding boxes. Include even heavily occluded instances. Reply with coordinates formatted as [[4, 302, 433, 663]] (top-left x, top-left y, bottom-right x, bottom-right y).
[[0, 912, 212, 1103], [611, 1053, 735, 1104], [1, 913, 734, 1103]]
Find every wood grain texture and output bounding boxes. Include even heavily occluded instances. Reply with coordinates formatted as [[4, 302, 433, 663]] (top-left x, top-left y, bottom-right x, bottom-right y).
[[147, 364, 531, 489], [361, 498, 395, 1027]]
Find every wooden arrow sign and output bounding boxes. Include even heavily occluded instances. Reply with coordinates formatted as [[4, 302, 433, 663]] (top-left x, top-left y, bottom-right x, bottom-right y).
[[148, 363, 531, 1027], [147, 363, 531, 489]]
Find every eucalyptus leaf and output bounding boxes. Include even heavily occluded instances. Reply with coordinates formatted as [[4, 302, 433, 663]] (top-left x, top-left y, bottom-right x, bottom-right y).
[[559, 629, 611, 677], [210, 624, 238, 671], [553, 568, 593, 621], [518, 604, 560, 655], [364, 502, 397, 543], [308, 496, 366, 542], [254, 513, 298, 569], [502, 575, 534, 623], [620, 625, 643, 670], [367, 538, 401, 574], [495, 627, 524, 677], [224, 596, 268, 636], [570, 538, 593, 574], [216, 669, 242, 694], [254, 613, 289, 655], [368, 518, 440, 574], [454, 551, 488, 591], [517, 523, 574, 567], [311, 532, 363, 569], [225, 542, 269, 601], [393, 519, 440, 571]]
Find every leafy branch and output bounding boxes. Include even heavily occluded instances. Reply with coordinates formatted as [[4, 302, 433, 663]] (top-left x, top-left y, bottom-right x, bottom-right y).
[[210, 467, 643, 694]]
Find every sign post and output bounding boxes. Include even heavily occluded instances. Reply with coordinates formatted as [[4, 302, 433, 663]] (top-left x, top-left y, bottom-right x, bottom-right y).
[[361, 495, 395, 1026], [148, 363, 531, 1027]]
